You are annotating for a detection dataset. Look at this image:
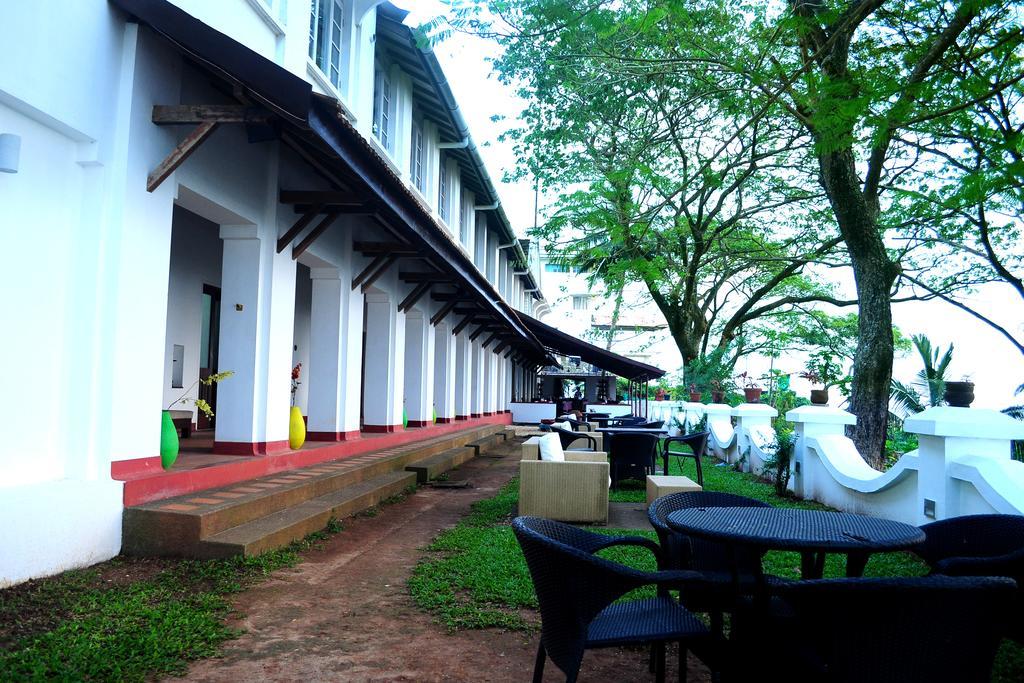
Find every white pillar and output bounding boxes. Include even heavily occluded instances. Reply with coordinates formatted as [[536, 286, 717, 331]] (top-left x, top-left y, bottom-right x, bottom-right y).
[[454, 331, 473, 419], [433, 321, 456, 422], [733, 403, 778, 474], [403, 309, 434, 428], [704, 403, 735, 463], [786, 406, 857, 498], [483, 348, 497, 414], [905, 406, 1024, 523], [470, 339, 485, 416], [305, 266, 362, 440], [214, 225, 265, 452], [362, 291, 405, 431]]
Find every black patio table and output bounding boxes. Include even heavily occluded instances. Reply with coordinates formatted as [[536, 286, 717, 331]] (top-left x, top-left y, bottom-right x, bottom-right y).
[[596, 427, 669, 435], [666, 506, 925, 579]]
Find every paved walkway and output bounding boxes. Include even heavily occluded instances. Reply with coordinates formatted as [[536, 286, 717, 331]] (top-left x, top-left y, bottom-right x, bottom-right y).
[[184, 438, 712, 682]]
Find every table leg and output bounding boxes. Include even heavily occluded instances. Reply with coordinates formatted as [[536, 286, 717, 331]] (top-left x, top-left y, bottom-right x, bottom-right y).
[[663, 451, 669, 476], [800, 551, 826, 579], [846, 551, 869, 577]]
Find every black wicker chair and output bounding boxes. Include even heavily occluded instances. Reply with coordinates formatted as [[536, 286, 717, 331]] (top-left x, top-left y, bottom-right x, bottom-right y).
[[662, 433, 709, 483], [608, 415, 646, 427], [557, 417, 592, 432], [512, 516, 712, 683], [608, 432, 660, 488], [538, 423, 599, 451], [648, 492, 776, 636], [727, 575, 1016, 683], [914, 513, 1024, 642]]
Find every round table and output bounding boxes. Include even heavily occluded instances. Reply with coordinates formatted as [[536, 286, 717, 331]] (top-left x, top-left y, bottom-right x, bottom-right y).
[[666, 507, 925, 579]]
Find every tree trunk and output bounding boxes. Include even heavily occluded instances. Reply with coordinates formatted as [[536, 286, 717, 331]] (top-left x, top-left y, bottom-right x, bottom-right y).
[[818, 149, 899, 467]]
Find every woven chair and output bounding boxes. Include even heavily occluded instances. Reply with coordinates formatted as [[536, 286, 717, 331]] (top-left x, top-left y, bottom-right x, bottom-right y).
[[512, 516, 712, 683], [914, 513, 1024, 642], [608, 432, 660, 489], [644, 420, 665, 430], [557, 417, 593, 432], [728, 575, 1016, 683], [648, 492, 776, 636], [609, 416, 645, 427], [662, 433, 709, 483]]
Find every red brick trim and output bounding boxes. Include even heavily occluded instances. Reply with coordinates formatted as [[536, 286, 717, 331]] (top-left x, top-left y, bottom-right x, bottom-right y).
[[407, 420, 431, 428], [455, 415, 470, 421], [307, 430, 362, 442], [213, 440, 291, 456], [111, 456, 163, 479], [435, 417, 454, 423], [483, 411, 496, 416], [471, 413, 482, 418], [362, 424, 401, 433]]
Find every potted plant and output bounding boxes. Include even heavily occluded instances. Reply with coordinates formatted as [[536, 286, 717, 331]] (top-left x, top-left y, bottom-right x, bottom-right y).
[[944, 377, 975, 407], [289, 362, 305, 450], [688, 383, 702, 402], [800, 370, 829, 405], [163, 370, 233, 470], [801, 355, 845, 405], [737, 372, 762, 403], [710, 379, 725, 404]]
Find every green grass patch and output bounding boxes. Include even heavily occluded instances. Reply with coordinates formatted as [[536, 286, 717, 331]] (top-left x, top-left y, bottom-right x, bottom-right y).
[[410, 454, 1024, 682]]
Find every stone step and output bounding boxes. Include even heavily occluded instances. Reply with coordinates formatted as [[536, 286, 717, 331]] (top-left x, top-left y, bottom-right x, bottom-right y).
[[405, 447, 476, 483], [465, 431, 508, 456], [195, 471, 417, 559], [122, 424, 504, 558]]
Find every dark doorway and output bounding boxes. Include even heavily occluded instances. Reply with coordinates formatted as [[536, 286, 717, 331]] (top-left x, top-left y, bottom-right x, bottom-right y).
[[198, 283, 221, 430]]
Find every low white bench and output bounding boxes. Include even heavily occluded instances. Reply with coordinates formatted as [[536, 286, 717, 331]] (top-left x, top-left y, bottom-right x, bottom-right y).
[[646, 474, 702, 505]]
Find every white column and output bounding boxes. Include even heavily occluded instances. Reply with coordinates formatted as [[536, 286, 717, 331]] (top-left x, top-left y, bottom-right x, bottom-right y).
[[733, 403, 779, 475], [363, 291, 405, 431], [214, 225, 264, 452], [470, 340, 485, 416], [483, 348, 497, 414], [403, 309, 434, 428], [433, 321, 456, 422], [786, 406, 857, 499], [454, 331, 473, 419]]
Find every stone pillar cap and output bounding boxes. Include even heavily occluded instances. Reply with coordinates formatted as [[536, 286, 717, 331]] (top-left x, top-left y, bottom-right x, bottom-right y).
[[904, 406, 1024, 439], [733, 403, 778, 418], [704, 403, 733, 415], [786, 405, 857, 425], [681, 401, 706, 410]]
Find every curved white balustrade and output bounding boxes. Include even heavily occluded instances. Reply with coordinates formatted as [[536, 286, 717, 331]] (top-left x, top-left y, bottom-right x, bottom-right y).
[[808, 436, 919, 494], [950, 455, 1024, 515]]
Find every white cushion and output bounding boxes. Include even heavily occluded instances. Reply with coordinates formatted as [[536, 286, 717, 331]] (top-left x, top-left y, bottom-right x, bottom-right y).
[[554, 420, 574, 432], [538, 433, 565, 462]]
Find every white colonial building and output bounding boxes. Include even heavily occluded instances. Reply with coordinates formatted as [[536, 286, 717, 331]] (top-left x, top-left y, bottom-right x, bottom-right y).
[[0, 0, 584, 585]]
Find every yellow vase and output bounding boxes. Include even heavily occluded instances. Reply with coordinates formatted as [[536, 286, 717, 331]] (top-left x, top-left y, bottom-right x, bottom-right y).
[[289, 405, 306, 450]]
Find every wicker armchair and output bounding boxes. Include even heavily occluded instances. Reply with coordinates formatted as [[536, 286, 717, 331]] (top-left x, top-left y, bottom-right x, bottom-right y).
[[728, 575, 1016, 683], [519, 436, 609, 523], [915, 513, 1024, 642], [512, 516, 712, 683]]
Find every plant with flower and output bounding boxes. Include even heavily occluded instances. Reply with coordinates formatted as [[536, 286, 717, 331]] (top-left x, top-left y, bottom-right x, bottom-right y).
[[291, 362, 302, 407], [166, 371, 234, 419]]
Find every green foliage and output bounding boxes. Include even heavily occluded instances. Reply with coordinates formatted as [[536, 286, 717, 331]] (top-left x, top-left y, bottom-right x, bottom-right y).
[[890, 334, 955, 417]]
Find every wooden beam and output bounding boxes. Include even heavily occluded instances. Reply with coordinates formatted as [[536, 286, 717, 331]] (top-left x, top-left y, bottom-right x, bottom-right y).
[[152, 104, 270, 125], [292, 211, 340, 259], [399, 271, 454, 283], [431, 291, 475, 302], [147, 121, 218, 192], [493, 342, 509, 354], [360, 255, 398, 292], [352, 254, 387, 291], [452, 315, 476, 336], [398, 281, 431, 313], [469, 325, 488, 342], [430, 299, 458, 326], [481, 334, 499, 349], [504, 349, 515, 359], [277, 204, 324, 253], [293, 203, 373, 215], [353, 241, 419, 256], [280, 190, 362, 206], [280, 130, 356, 190]]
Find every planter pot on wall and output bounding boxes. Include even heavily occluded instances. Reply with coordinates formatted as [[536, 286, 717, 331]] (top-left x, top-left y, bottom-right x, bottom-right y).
[[810, 389, 829, 405], [711, 391, 724, 403], [160, 410, 180, 470], [289, 406, 306, 450], [944, 381, 975, 408], [689, 392, 702, 402], [743, 388, 763, 403]]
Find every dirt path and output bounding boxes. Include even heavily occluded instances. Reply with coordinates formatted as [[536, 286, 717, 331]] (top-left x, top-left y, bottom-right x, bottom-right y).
[[184, 439, 712, 682]]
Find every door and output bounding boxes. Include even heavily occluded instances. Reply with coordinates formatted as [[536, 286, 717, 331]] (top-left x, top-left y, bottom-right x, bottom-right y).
[[198, 284, 221, 430]]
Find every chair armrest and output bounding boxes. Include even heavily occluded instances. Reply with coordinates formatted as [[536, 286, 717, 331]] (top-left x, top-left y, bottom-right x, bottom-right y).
[[588, 535, 664, 566], [565, 433, 597, 450], [521, 437, 542, 461], [934, 551, 1024, 579], [565, 451, 607, 462]]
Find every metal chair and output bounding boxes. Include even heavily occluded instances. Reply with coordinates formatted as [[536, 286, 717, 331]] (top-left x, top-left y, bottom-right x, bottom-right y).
[[539, 423, 598, 451], [512, 516, 712, 683], [728, 575, 1016, 682], [662, 432, 708, 484], [914, 513, 1024, 642], [607, 432, 659, 488]]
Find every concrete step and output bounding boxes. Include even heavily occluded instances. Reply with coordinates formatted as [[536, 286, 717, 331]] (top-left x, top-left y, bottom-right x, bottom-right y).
[[405, 447, 476, 483], [122, 423, 504, 558], [196, 471, 416, 559], [465, 431, 508, 456]]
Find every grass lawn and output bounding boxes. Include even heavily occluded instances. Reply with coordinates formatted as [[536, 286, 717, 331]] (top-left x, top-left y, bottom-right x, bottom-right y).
[[409, 454, 1024, 682]]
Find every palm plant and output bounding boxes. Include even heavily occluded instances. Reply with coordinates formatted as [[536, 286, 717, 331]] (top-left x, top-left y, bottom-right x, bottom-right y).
[[890, 334, 954, 417], [1004, 383, 1024, 422]]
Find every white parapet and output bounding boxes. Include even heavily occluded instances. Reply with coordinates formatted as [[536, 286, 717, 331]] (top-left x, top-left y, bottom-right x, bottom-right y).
[[704, 403, 736, 461], [905, 406, 1024, 522], [786, 405, 857, 498], [733, 403, 778, 475]]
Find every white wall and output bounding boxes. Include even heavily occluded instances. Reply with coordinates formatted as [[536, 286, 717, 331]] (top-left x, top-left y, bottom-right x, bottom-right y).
[[292, 264, 312, 413]]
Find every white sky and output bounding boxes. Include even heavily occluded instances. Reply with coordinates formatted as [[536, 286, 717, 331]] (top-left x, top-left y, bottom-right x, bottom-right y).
[[393, 1, 1024, 410]]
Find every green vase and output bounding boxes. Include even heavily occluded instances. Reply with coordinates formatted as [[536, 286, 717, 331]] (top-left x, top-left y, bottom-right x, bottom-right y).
[[403, 406, 408, 429], [432, 406, 437, 424], [160, 410, 180, 470]]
